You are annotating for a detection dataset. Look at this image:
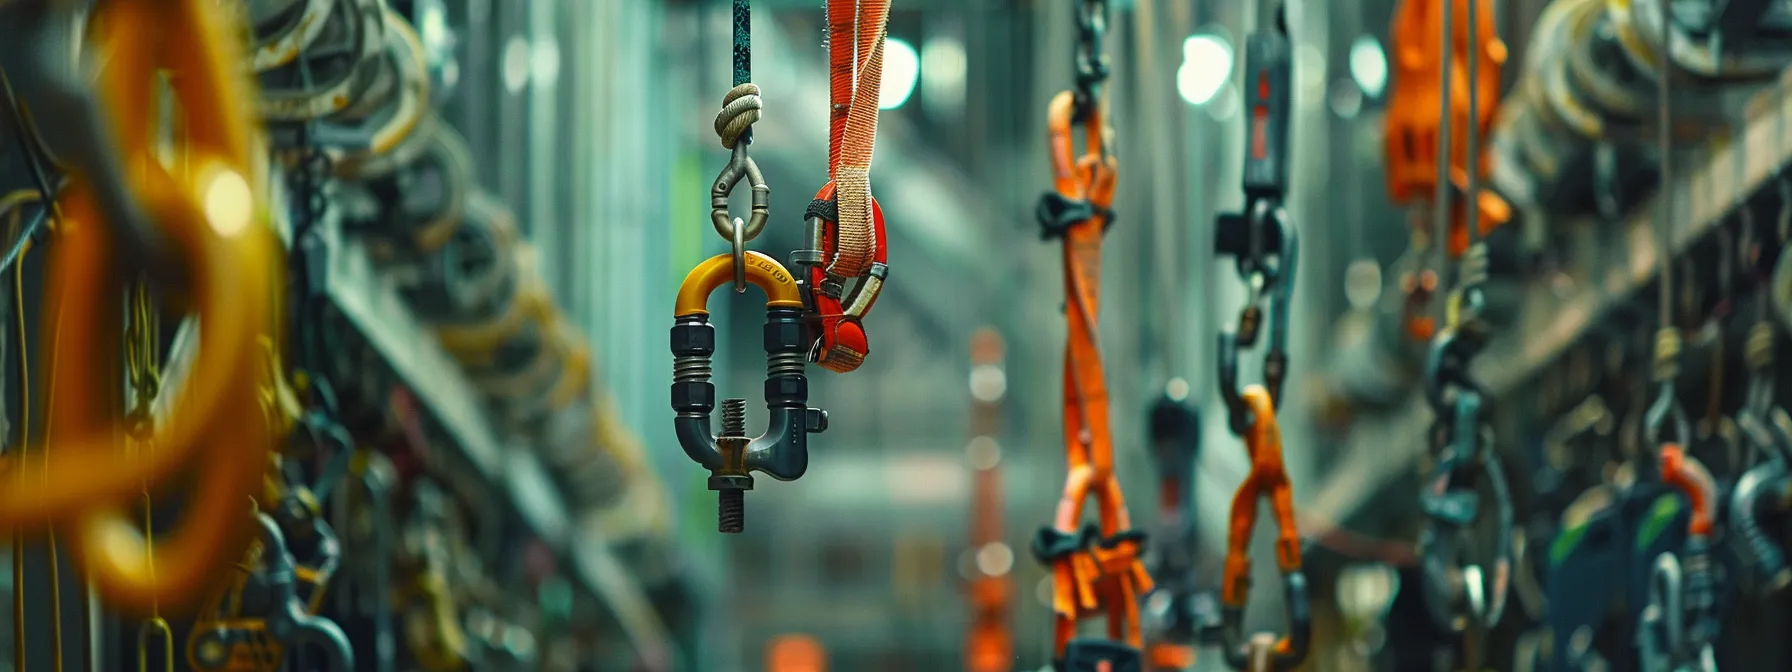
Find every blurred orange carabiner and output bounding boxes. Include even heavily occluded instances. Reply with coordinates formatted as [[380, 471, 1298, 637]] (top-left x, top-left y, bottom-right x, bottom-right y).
[[0, 0, 279, 615]]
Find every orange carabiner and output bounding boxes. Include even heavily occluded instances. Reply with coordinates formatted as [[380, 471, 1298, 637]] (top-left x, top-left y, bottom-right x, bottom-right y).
[[1217, 386, 1309, 672], [0, 0, 278, 616], [1659, 444, 1717, 538]]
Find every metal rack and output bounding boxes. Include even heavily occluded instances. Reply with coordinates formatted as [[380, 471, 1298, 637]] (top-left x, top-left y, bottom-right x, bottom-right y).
[[1309, 79, 1792, 523], [156, 222, 679, 666], [321, 229, 677, 666]]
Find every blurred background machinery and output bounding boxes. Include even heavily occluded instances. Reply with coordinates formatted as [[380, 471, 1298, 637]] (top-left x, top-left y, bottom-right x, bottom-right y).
[[0, 0, 1791, 670]]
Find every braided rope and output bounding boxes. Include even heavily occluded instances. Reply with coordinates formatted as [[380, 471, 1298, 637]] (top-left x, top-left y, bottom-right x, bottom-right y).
[[714, 83, 762, 150]]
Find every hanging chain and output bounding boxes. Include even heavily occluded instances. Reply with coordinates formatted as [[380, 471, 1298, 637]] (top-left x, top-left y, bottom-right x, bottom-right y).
[[1415, 2, 1512, 664]]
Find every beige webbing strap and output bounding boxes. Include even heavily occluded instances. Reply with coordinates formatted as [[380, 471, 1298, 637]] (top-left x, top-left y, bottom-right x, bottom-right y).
[[828, 0, 888, 280]]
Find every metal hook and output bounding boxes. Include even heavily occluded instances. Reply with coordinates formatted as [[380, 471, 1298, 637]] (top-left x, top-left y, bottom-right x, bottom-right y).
[[1644, 384, 1692, 458], [1641, 552, 1687, 670], [710, 142, 769, 248]]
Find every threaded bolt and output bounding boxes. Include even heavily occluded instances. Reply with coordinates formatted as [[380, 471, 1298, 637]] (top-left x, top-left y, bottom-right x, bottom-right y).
[[718, 398, 749, 533], [719, 489, 744, 533], [721, 398, 747, 436]]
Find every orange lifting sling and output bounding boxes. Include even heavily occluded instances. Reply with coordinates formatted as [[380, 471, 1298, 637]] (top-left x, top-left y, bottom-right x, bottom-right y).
[[1028, 4, 1153, 665]]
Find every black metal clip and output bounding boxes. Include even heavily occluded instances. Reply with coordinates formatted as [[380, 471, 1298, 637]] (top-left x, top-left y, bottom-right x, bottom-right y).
[[1416, 388, 1514, 635], [1069, 0, 1111, 121], [1215, 201, 1298, 435], [1213, 570, 1310, 672]]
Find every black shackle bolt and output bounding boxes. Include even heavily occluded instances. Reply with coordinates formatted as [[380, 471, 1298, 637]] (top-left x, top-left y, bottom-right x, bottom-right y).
[[671, 252, 830, 533]]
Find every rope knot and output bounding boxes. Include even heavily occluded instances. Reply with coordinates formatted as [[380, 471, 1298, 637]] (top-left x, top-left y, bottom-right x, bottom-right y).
[[714, 83, 764, 150]]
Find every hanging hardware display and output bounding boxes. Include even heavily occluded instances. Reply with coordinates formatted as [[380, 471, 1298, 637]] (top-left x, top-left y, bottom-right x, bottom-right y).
[[791, 0, 892, 374], [0, 1, 686, 669], [1028, 1, 1152, 670], [1208, 7, 1310, 672], [673, 0, 829, 534]]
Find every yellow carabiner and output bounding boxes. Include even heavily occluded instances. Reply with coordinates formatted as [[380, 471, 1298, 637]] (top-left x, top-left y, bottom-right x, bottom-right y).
[[674, 251, 804, 316]]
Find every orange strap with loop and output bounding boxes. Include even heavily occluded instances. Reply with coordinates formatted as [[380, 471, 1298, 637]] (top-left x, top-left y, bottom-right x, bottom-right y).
[[806, 0, 891, 373], [1035, 89, 1148, 658], [1222, 387, 1302, 607]]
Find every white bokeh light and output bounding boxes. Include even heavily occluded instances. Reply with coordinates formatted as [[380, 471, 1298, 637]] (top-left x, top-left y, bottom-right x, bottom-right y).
[[531, 37, 561, 88], [501, 36, 530, 93], [880, 38, 921, 109], [1350, 34, 1388, 98], [1177, 33, 1233, 106], [921, 35, 967, 118]]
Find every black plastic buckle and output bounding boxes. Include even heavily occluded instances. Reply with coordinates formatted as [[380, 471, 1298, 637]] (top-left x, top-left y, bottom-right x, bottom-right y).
[[1038, 192, 1116, 240]]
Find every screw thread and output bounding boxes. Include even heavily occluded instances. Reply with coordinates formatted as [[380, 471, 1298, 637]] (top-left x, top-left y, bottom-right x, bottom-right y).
[[721, 398, 747, 436], [719, 489, 745, 533]]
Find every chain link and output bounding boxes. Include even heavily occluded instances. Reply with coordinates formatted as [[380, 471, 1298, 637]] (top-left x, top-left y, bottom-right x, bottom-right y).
[[1071, 0, 1110, 119]]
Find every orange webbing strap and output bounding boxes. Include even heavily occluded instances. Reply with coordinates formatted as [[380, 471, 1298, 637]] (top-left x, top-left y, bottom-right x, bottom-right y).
[[827, 0, 888, 279], [1034, 88, 1146, 659], [804, 0, 892, 374]]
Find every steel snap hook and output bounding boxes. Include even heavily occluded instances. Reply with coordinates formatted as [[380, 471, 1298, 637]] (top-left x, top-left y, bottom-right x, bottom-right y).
[[671, 251, 829, 533], [711, 141, 770, 247]]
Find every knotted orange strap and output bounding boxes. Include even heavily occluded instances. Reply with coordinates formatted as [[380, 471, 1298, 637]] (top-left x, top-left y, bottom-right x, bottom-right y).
[[1030, 85, 1144, 660]]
